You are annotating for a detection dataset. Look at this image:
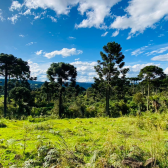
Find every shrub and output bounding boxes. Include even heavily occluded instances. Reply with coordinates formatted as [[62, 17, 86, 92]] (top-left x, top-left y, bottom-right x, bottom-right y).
[[0, 120, 7, 128], [109, 100, 129, 118]]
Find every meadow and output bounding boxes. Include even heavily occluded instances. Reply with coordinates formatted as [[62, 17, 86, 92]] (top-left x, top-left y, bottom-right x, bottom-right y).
[[1, 113, 168, 168]]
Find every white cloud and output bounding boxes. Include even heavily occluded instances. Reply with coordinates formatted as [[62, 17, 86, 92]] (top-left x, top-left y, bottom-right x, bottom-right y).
[[26, 42, 36, 46], [110, 0, 168, 39], [47, 15, 57, 22], [158, 34, 165, 37], [0, 9, 5, 21], [28, 60, 97, 82], [131, 46, 148, 56], [44, 48, 83, 59], [146, 46, 168, 56], [76, 0, 121, 29], [164, 67, 168, 74], [126, 63, 160, 77], [28, 60, 51, 81], [12, 0, 121, 29], [19, 34, 25, 37], [35, 50, 43, 55], [70, 61, 98, 82], [8, 14, 20, 24], [112, 30, 119, 37], [151, 54, 168, 61], [34, 11, 46, 20], [9, 1, 23, 11], [69, 36, 76, 39], [75, 58, 80, 61], [22, 9, 32, 15], [101, 32, 108, 37]]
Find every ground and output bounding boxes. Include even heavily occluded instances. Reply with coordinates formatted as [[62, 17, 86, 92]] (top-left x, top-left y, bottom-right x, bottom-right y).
[[0, 113, 168, 167]]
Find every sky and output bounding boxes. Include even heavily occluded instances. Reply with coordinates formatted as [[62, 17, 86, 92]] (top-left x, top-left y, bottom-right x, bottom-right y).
[[0, 0, 168, 82]]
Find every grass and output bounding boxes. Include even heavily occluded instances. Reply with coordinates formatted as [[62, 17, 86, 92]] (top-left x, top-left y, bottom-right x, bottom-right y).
[[0, 113, 168, 167]]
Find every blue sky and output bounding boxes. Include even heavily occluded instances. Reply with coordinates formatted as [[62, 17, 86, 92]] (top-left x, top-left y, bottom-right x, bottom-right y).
[[0, 0, 168, 82]]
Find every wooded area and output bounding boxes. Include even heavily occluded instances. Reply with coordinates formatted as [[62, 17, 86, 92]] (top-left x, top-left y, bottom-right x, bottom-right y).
[[0, 42, 168, 119]]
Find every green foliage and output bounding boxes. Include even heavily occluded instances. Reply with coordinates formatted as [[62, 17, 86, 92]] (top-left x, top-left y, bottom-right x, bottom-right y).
[[109, 100, 129, 117], [94, 42, 129, 115], [0, 119, 7, 128], [28, 116, 46, 123]]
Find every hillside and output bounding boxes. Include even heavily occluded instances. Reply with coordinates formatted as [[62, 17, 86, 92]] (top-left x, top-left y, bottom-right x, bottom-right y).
[[0, 79, 93, 90], [0, 113, 168, 167]]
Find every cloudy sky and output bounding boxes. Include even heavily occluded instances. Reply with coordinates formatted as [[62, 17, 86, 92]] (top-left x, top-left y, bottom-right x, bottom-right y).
[[0, 0, 168, 82]]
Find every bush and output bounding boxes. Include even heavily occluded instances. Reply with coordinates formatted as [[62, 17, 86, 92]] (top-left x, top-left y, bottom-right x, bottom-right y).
[[0, 120, 7, 128], [109, 100, 129, 118], [85, 105, 97, 117], [31, 107, 52, 116], [28, 115, 46, 123]]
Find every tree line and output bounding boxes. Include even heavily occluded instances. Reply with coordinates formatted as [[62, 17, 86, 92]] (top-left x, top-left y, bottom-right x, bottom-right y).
[[0, 42, 167, 119]]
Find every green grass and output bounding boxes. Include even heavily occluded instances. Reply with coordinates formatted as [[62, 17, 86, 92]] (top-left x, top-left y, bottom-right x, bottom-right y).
[[1, 113, 168, 167]]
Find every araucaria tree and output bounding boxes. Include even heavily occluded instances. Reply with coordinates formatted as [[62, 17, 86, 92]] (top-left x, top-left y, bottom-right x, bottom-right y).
[[94, 42, 129, 116], [138, 65, 165, 111], [0, 53, 30, 117], [47, 62, 77, 118]]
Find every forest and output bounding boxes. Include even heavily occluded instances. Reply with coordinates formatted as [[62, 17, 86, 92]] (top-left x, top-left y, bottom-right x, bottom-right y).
[[1, 42, 168, 168]]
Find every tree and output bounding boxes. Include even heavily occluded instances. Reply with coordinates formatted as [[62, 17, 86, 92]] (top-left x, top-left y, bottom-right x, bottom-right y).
[[9, 87, 33, 115], [94, 42, 129, 116], [47, 62, 77, 117], [0, 54, 31, 117], [138, 65, 165, 111], [133, 92, 144, 114]]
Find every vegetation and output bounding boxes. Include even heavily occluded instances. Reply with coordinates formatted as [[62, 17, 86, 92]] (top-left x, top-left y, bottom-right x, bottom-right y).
[[1, 41, 168, 167]]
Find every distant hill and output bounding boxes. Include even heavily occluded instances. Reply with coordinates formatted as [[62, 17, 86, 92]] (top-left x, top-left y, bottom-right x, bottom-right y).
[[0, 79, 93, 90]]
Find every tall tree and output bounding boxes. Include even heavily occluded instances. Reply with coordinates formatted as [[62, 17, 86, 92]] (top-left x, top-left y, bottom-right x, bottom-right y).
[[47, 62, 77, 117], [94, 42, 129, 116], [0, 53, 31, 117], [9, 87, 33, 115], [138, 65, 165, 111]]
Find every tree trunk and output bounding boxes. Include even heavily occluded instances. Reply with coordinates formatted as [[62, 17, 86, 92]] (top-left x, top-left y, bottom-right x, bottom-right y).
[[106, 86, 109, 116], [4, 64, 8, 118], [147, 82, 150, 111], [59, 78, 63, 118]]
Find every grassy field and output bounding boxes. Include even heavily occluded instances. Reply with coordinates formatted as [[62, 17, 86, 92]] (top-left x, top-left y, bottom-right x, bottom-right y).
[[1, 113, 168, 167]]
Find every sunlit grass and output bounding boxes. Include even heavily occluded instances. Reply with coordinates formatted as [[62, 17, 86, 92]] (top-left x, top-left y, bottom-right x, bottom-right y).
[[0, 113, 168, 167]]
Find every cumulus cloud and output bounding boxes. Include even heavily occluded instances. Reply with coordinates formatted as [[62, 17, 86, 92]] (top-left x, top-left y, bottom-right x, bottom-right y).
[[131, 46, 148, 56], [34, 11, 46, 20], [35, 50, 43, 55], [28, 60, 51, 81], [0, 9, 5, 21], [44, 48, 83, 59], [110, 0, 168, 39], [101, 32, 108, 37], [112, 30, 119, 37], [70, 61, 98, 82], [146, 46, 168, 56], [47, 15, 57, 22], [164, 67, 168, 74], [26, 42, 36, 46], [19, 34, 25, 37], [75, 58, 80, 61], [28, 60, 97, 82], [126, 63, 160, 77], [9, 0, 121, 29], [151, 54, 168, 61], [9, 1, 23, 11], [69, 36, 76, 39], [76, 0, 121, 29], [8, 14, 20, 24], [22, 9, 32, 15]]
